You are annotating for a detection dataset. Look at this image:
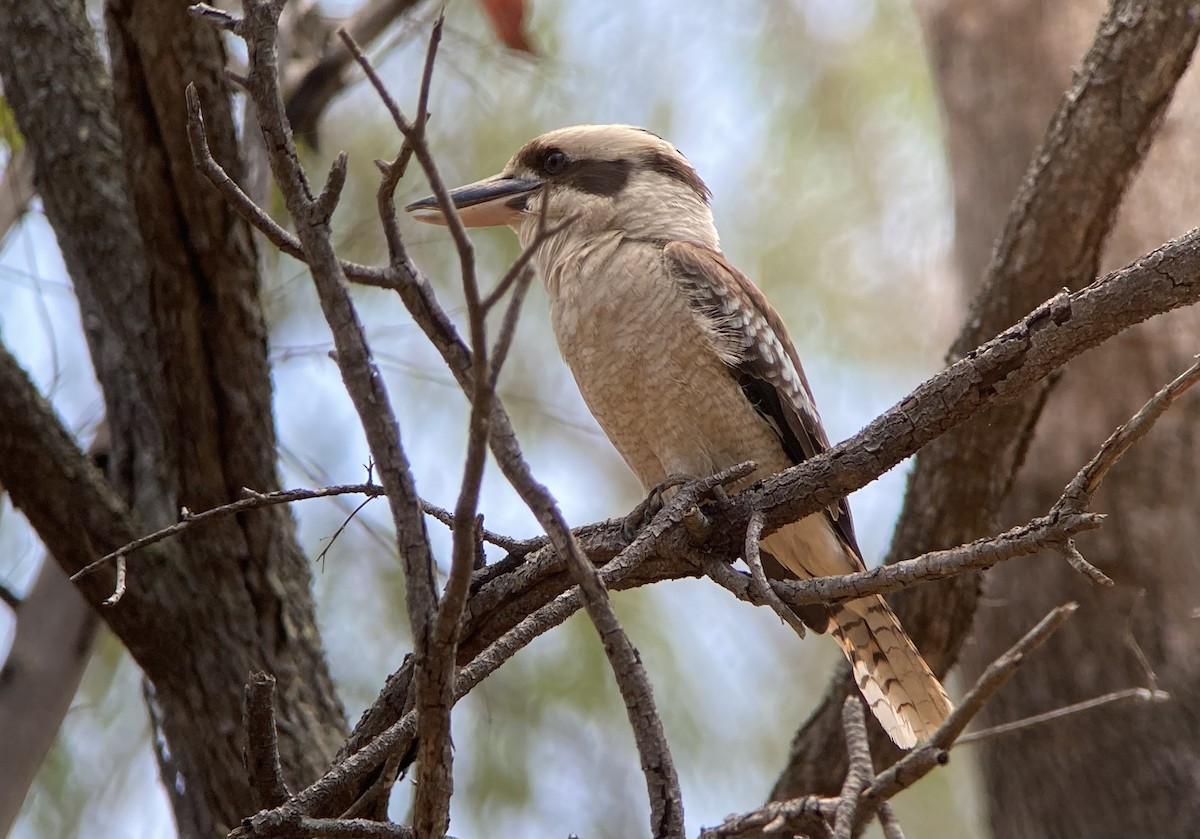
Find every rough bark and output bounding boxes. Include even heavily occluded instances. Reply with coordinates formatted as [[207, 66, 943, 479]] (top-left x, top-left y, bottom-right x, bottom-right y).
[[0, 0, 346, 834], [921, 2, 1200, 835]]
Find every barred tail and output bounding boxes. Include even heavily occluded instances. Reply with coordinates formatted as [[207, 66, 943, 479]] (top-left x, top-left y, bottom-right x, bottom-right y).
[[830, 595, 953, 749]]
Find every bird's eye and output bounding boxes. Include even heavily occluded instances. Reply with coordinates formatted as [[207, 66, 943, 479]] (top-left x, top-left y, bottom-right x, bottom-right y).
[[543, 150, 568, 175]]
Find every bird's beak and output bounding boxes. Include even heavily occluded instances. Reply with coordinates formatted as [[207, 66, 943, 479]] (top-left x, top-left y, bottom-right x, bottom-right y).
[[405, 174, 542, 228]]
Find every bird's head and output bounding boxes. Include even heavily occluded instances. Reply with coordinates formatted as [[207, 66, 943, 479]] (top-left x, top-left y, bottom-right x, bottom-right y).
[[406, 124, 717, 249]]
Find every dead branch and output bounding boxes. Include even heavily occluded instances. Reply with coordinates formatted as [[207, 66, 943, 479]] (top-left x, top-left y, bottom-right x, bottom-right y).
[[955, 686, 1170, 746], [243, 672, 290, 809], [832, 698, 876, 839]]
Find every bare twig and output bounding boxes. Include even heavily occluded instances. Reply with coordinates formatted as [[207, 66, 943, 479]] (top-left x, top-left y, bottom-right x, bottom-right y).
[[742, 510, 806, 638], [1045, 356, 1200, 586], [955, 686, 1170, 745], [1058, 355, 1200, 508], [371, 15, 442, 266], [877, 803, 905, 839], [71, 482, 530, 585], [244, 672, 291, 808], [832, 698, 875, 839], [314, 495, 375, 569], [1125, 590, 1161, 692], [336, 22, 470, 835], [765, 510, 1103, 607], [338, 19, 475, 287], [100, 555, 126, 606], [1057, 538, 1112, 587]]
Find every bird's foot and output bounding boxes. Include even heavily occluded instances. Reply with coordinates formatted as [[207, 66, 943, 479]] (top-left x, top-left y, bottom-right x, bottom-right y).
[[621, 474, 693, 542]]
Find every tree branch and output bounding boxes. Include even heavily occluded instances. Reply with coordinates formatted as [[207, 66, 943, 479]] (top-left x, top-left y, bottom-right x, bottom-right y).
[[244, 672, 291, 809]]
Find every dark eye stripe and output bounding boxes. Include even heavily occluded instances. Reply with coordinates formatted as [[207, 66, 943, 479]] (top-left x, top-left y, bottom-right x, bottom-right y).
[[643, 150, 711, 203], [561, 159, 632, 196], [512, 138, 710, 202]]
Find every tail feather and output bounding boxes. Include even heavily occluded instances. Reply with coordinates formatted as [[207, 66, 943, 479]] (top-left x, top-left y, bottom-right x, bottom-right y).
[[830, 596, 953, 748], [760, 514, 952, 748]]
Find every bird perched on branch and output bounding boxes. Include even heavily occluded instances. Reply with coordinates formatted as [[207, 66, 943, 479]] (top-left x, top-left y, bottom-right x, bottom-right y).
[[407, 124, 952, 748]]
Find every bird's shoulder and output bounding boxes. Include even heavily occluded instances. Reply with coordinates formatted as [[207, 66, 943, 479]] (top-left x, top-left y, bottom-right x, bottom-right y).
[[662, 240, 864, 559], [662, 240, 828, 452]]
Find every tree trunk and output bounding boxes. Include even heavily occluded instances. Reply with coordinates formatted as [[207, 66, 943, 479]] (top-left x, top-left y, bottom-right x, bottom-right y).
[[917, 1, 1200, 835], [0, 0, 347, 834]]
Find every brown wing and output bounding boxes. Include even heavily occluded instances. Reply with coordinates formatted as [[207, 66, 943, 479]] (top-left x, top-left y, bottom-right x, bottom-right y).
[[664, 240, 865, 563]]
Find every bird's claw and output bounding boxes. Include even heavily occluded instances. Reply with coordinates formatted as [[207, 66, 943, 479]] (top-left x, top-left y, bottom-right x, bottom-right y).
[[621, 474, 692, 541]]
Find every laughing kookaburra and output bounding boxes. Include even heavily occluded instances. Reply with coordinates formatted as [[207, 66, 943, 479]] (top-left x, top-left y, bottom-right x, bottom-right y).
[[407, 124, 952, 748]]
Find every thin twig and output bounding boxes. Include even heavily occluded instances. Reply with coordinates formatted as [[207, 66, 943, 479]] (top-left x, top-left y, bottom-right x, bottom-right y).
[[1125, 590, 1161, 692], [337, 23, 475, 287], [1062, 357, 1200, 504], [235, 9, 446, 836], [341, 23, 486, 833], [186, 81, 393, 284], [1050, 355, 1200, 584], [480, 185, 551, 312], [315, 496, 375, 569], [955, 686, 1170, 745], [70, 482, 531, 585], [1058, 538, 1112, 587], [765, 511, 1102, 607], [742, 510, 806, 638], [101, 556, 126, 606], [877, 803, 905, 839]]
